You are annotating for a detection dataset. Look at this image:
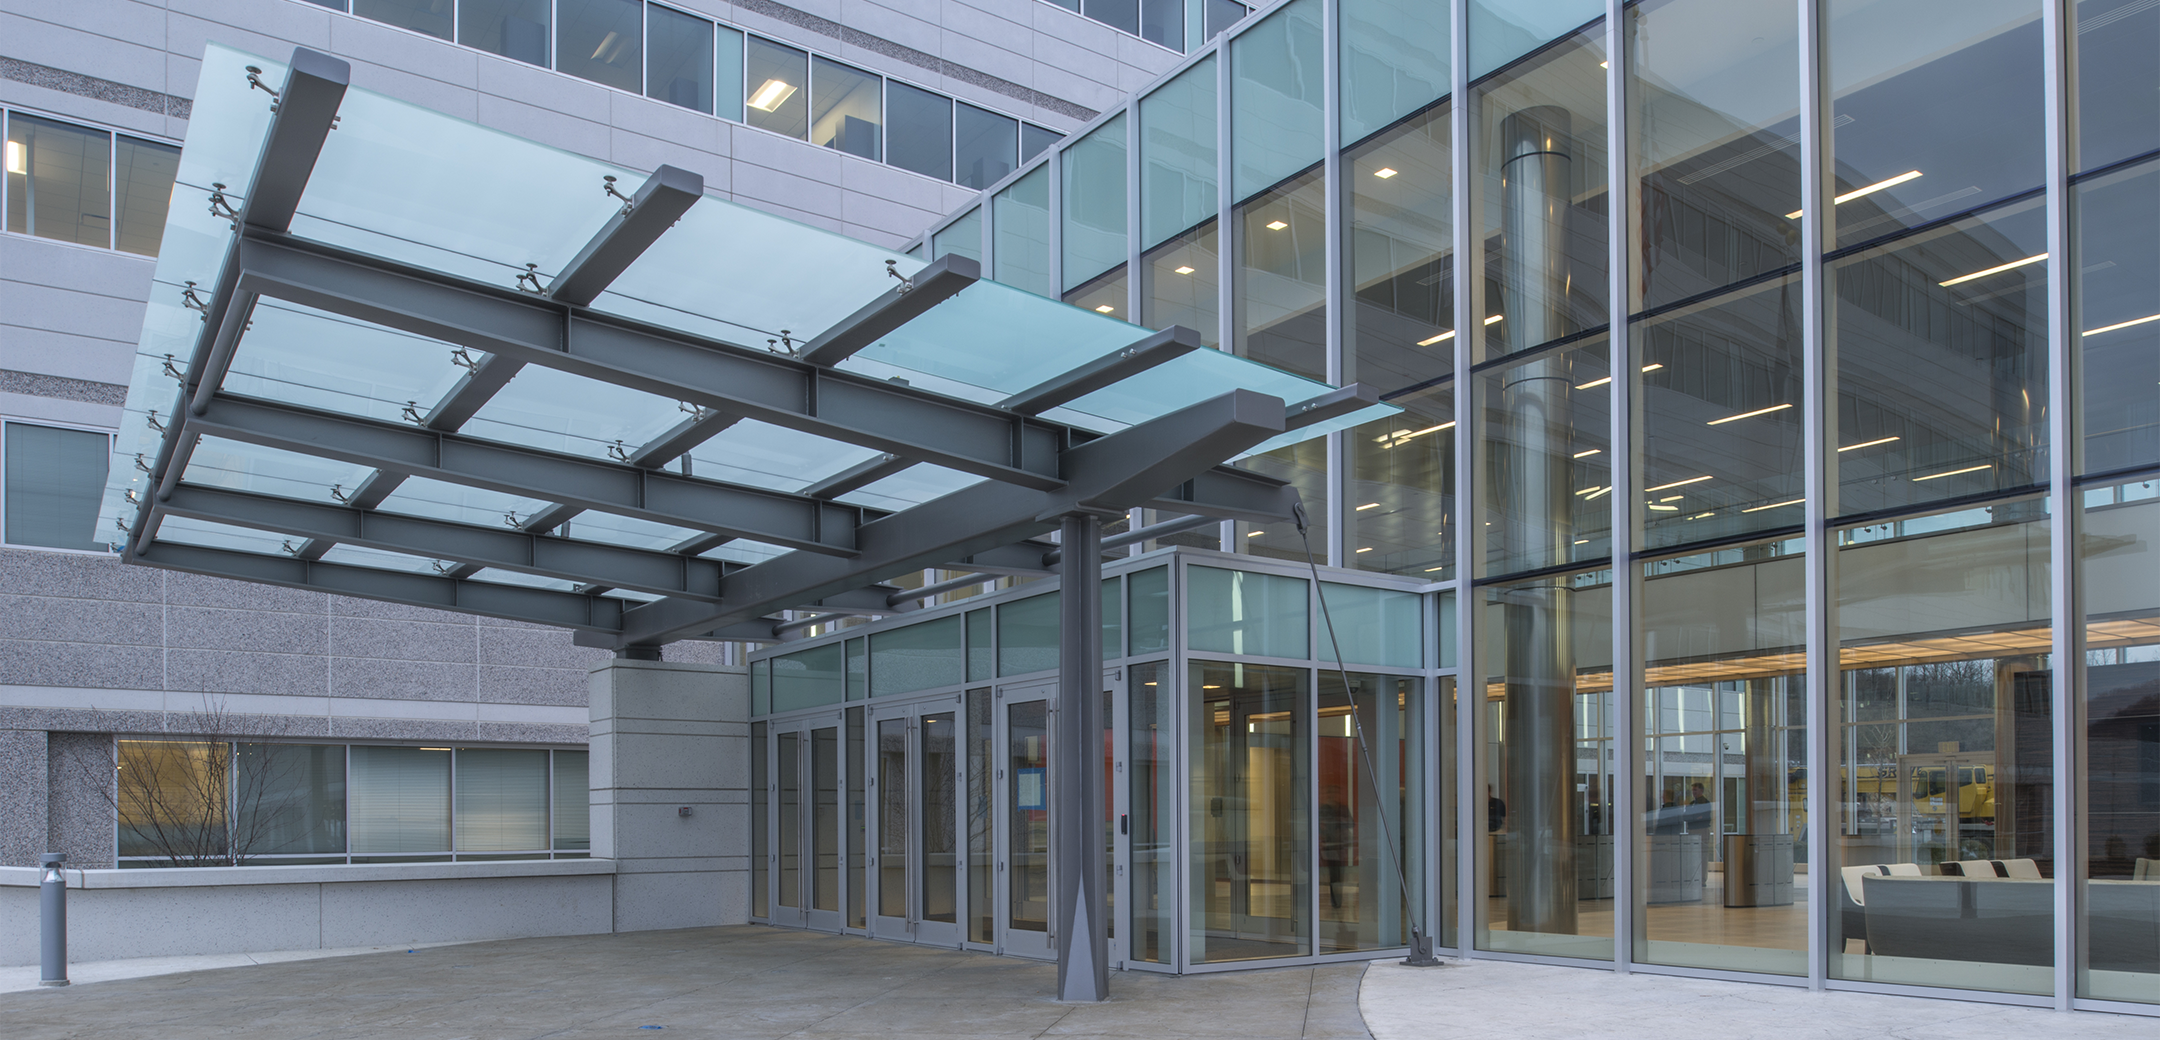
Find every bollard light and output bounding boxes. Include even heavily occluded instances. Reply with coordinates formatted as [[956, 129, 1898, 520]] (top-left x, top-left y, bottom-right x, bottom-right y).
[[39, 852, 68, 987]]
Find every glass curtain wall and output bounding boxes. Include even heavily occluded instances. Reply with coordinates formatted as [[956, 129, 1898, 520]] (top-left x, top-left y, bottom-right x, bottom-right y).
[[1141, 56, 1219, 345], [1191, 660, 1311, 962]]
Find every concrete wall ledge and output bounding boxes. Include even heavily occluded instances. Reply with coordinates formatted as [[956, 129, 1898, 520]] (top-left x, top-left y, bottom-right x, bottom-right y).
[[0, 858, 616, 889]]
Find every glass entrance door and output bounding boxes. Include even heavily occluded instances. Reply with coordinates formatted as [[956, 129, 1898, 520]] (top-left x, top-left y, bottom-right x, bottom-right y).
[[998, 681, 1056, 958], [866, 697, 965, 946], [771, 725, 807, 928], [770, 719, 845, 931]]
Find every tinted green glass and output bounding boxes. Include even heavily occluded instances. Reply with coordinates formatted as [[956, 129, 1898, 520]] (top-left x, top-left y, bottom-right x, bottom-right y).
[[1141, 56, 1216, 249], [1063, 113, 1128, 292], [933, 207, 982, 264], [1340, 0, 1451, 146], [1188, 566, 1308, 659], [870, 615, 964, 695], [1231, 0, 1323, 200], [773, 642, 845, 712], [994, 165, 1052, 296]]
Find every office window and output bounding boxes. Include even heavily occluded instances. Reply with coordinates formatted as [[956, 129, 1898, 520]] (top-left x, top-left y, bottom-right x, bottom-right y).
[[2076, 0, 2160, 171], [746, 37, 810, 140], [354, 0, 453, 40], [117, 741, 347, 867], [3, 422, 109, 552], [1231, 0, 1325, 201], [1348, 380, 1453, 578], [557, 0, 643, 94], [5, 113, 111, 248], [455, 748, 551, 852], [1062, 113, 1127, 291], [647, 4, 715, 114], [1086, 0, 1139, 35], [2073, 158, 2160, 476], [1140, 0, 1183, 50], [1021, 123, 1061, 163], [812, 58, 883, 161], [1234, 166, 1326, 381], [349, 746, 452, 857], [112, 136, 179, 258], [1205, 0, 1249, 42], [1141, 220, 1219, 347], [957, 104, 1019, 191], [459, 0, 550, 67], [1346, 100, 1451, 390], [887, 82, 955, 181], [552, 750, 591, 851]]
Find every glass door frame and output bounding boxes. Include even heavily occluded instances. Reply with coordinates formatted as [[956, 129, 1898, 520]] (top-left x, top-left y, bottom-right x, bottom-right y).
[[994, 677, 1058, 959], [865, 692, 967, 947]]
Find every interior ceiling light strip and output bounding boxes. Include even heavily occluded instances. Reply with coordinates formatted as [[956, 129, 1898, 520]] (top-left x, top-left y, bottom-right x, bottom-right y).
[[1785, 169, 1922, 218], [1707, 403, 1793, 425], [1939, 253, 2047, 288]]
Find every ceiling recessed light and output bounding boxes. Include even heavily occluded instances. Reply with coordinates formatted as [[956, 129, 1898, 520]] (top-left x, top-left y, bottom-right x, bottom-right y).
[[1246, 530, 1263, 537], [748, 78, 798, 112], [1640, 363, 1664, 373], [1265, 220, 1289, 230], [1094, 304, 1115, 313], [1741, 498, 1804, 513], [1707, 403, 1793, 425], [1574, 448, 1601, 458], [1173, 265, 1195, 274], [1839, 436, 1901, 452], [2085, 312, 2160, 337], [1374, 167, 1398, 179], [1355, 546, 1374, 553], [1356, 502, 1381, 511], [1417, 330, 1456, 346], [1912, 463, 1993, 482], [1483, 314, 1503, 325], [1786, 169, 1922, 218], [1645, 475, 1713, 492], [1939, 253, 2047, 288]]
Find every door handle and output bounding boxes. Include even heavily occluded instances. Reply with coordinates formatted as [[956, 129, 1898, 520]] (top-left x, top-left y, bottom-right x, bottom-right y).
[[1120, 813, 1128, 835]]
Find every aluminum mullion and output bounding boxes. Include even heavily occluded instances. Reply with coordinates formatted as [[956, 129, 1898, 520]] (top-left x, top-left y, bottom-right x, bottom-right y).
[[1448, 0, 1477, 961], [1128, 93, 1143, 329], [1217, 42, 1238, 553], [1797, 0, 1834, 994], [2041, 0, 2081, 1011], [1322, 0, 1346, 568], [1603, 0, 1637, 976], [1048, 126, 1065, 298]]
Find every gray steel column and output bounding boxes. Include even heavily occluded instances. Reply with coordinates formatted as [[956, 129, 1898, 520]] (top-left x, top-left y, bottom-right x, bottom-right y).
[[39, 853, 67, 986], [1055, 513, 1109, 1001], [1497, 105, 1579, 935], [1797, 0, 1835, 993], [1604, 0, 1639, 972], [1448, 0, 1479, 958], [2041, 0, 2082, 1012]]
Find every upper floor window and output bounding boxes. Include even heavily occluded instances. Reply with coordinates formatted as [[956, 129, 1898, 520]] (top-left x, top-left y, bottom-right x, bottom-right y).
[[4, 111, 179, 257], [2, 421, 111, 552]]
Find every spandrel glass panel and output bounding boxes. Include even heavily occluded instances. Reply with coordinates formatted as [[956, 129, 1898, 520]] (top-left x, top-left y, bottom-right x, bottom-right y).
[[2073, 158, 2160, 476], [1347, 102, 1452, 390], [1206, 0, 1248, 40], [1103, 575, 1124, 659], [1129, 566, 1170, 654], [5, 113, 110, 247], [647, 3, 716, 113], [460, 0, 550, 67], [1826, 0, 2042, 249], [994, 165, 1052, 295], [957, 104, 1019, 191], [998, 594, 1059, 676], [773, 643, 845, 713], [455, 748, 549, 852], [1475, 26, 1609, 365], [752, 663, 770, 716], [4, 424, 109, 551], [1635, 538, 1806, 976], [1349, 381, 1453, 578], [746, 37, 810, 140], [932, 207, 982, 264], [1340, 0, 1451, 146], [813, 58, 883, 161], [686, 420, 880, 493], [178, 435, 374, 507], [1833, 498, 2053, 994], [834, 464, 979, 512], [1316, 673, 1423, 953], [2076, 0, 2160, 171], [114, 136, 179, 257], [966, 609, 993, 681], [1233, 433, 1329, 564], [1141, 222, 1218, 346], [717, 26, 746, 119], [553, 749, 591, 851], [555, 0, 643, 93], [349, 746, 451, 855], [1634, 274, 1804, 550], [1022, 124, 1061, 164], [1319, 584, 1422, 668], [1187, 566, 1308, 659], [464, 366, 685, 461], [1478, 333, 1612, 577], [1231, 0, 1324, 200], [1141, 56, 1216, 249], [870, 615, 963, 696], [354, 0, 453, 40], [222, 302, 466, 426], [1235, 167, 1327, 382], [1469, 0, 1602, 79], [1190, 659, 1310, 962], [1438, 590, 1457, 668], [1064, 266, 1128, 321], [1629, 0, 1801, 312], [1063, 114, 1128, 292], [1477, 565, 1614, 959], [375, 477, 552, 530], [1829, 197, 2048, 517], [846, 638, 866, 700], [887, 82, 954, 181]]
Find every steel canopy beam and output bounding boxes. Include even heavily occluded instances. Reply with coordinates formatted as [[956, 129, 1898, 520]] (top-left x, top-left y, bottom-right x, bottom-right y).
[[186, 393, 868, 556], [1284, 382, 1382, 430], [162, 483, 732, 601], [606, 388, 1289, 647], [997, 326, 1201, 415], [239, 48, 349, 234], [794, 254, 981, 367], [230, 233, 1069, 491], [547, 165, 703, 306]]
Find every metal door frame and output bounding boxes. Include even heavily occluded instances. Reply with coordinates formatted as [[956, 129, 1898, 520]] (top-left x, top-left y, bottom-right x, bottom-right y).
[[865, 694, 967, 946], [995, 678, 1059, 959]]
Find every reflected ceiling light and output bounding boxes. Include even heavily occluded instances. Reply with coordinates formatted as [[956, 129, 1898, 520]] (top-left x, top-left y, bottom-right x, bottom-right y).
[[1707, 402, 1792, 425], [1574, 485, 1604, 496], [1417, 330, 1456, 346], [1647, 503, 1679, 511], [1741, 498, 1804, 513], [1784, 169, 1922, 218], [1094, 304, 1116, 313], [420, 747, 452, 752], [1355, 546, 1374, 553], [1203, 684, 1222, 689], [1913, 462, 1992, 482], [1374, 167, 1399, 179], [1265, 219, 1289, 230], [1483, 314, 1503, 325], [1645, 475, 1713, 492], [2085, 311, 2160, 336], [1574, 448, 1602, 458], [1641, 362, 1664, 373], [1688, 511, 1716, 520], [1246, 530, 1264, 537], [3, 141, 22, 175], [1575, 538, 1589, 545], [1378, 421, 1453, 447], [1356, 502, 1382, 511], [1939, 253, 2046, 287], [1425, 565, 1447, 572], [1659, 494, 1684, 502], [1599, 61, 1609, 69], [1838, 435, 1901, 452], [1575, 376, 1612, 389], [1579, 486, 1612, 500], [748, 78, 798, 111], [1174, 265, 1196, 274], [591, 31, 624, 61]]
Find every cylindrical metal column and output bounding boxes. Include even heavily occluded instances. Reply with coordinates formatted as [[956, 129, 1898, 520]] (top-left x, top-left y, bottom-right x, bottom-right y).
[[1497, 105, 1580, 935], [1054, 513, 1107, 1001], [40, 852, 68, 987]]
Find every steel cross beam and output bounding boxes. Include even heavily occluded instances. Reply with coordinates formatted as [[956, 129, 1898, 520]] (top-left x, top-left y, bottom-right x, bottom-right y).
[[998, 326, 1201, 415], [591, 388, 1296, 649]]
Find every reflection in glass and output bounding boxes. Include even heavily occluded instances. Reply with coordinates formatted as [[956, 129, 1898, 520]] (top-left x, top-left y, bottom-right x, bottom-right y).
[[1141, 221, 1219, 346], [1833, 501, 2053, 993], [1347, 101, 1453, 390], [1469, 0, 1602, 79], [1635, 538, 1806, 975], [921, 713, 957, 924], [5, 114, 110, 248], [968, 690, 994, 943], [1065, 266, 1128, 321], [1476, 26, 1609, 364], [957, 104, 1019, 190], [459, 0, 549, 67], [1141, 57, 1216, 250], [2077, 476, 2160, 1002], [646, 4, 715, 113], [1317, 673, 1423, 954], [454, 748, 548, 852], [887, 83, 955, 182], [1349, 381, 1454, 578], [1023, 124, 1062, 164], [1064, 114, 1128, 292], [813, 727, 840, 912], [3, 423, 109, 551], [1634, 275, 1804, 549], [114, 136, 180, 258], [846, 708, 866, 928], [1235, 167, 1327, 381], [1629, 0, 1800, 312], [1340, 0, 1451, 146], [933, 207, 982, 265], [813, 58, 882, 161], [2076, 0, 2160, 171], [555, 0, 642, 94], [994, 165, 1052, 296], [778, 731, 801, 908], [2073, 159, 2160, 475], [1479, 566, 1615, 959], [752, 721, 768, 917], [1830, 198, 2048, 517], [746, 37, 810, 140], [1826, 0, 2042, 248], [1480, 333, 1611, 577], [1009, 699, 1051, 933], [1130, 661, 1173, 962], [877, 717, 908, 918], [1191, 660, 1310, 962], [1235, 434, 1328, 564], [1231, 0, 1324, 200]]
